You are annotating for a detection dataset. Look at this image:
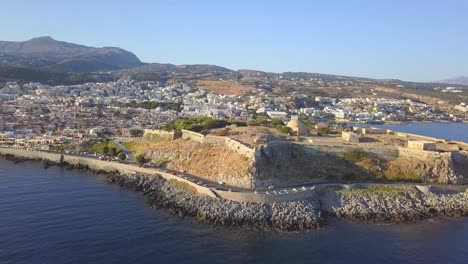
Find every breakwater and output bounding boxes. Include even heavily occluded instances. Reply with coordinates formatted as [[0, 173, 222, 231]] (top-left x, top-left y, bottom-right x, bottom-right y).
[[1, 147, 467, 230]]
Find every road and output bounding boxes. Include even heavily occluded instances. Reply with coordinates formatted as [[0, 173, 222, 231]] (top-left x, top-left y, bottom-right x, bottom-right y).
[[113, 138, 135, 162], [3, 146, 466, 196]]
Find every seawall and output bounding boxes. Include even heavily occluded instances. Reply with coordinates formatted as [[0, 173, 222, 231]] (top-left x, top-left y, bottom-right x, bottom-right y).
[[1, 147, 467, 229]]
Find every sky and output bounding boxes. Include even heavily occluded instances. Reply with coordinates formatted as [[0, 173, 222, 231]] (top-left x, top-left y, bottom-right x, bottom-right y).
[[1, 0, 467, 82]]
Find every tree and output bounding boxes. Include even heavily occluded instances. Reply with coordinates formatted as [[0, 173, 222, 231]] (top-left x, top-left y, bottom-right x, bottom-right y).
[[129, 129, 144, 137], [317, 127, 331, 135], [117, 152, 127, 163], [103, 145, 110, 155], [327, 119, 337, 125], [135, 155, 147, 166], [109, 147, 117, 157], [276, 126, 291, 134]]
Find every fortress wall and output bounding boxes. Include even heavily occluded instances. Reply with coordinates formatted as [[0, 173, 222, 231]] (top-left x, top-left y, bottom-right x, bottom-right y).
[[397, 147, 452, 161], [225, 138, 256, 158], [180, 130, 255, 158], [143, 129, 176, 140], [203, 135, 227, 145], [181, 130, 205, 142], [394, 130, 468, 148]]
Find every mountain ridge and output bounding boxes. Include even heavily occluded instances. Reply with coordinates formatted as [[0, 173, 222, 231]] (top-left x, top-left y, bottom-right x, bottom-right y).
[[0, 36, 142, 72], [436, 76, 468, 86]]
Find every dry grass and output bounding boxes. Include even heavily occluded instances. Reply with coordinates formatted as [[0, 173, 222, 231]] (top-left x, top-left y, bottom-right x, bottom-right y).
[[132, 139, 252, 183], [197, 80, 254, 95]]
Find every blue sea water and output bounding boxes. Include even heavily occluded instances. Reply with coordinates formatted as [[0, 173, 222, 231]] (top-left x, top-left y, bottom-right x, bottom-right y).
[[354, 122, 468, 143], [0, 123, 467, 264]]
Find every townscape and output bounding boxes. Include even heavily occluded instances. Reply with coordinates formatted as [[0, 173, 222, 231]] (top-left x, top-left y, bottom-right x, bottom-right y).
[[1, 78, 467, 149]]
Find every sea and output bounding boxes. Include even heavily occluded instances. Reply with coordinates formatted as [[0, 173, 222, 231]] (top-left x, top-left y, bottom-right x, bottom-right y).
[[0, 122, 467, 264]]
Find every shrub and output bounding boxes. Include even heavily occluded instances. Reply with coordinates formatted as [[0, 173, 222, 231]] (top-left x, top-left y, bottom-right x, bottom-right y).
[[276, 125, 291, 134], [135, 154, 148, 166], [216, 128, 230, 136], [327, 119, 337, 125], [343, 148, 370, 163], [117, 152, 127, 162], [317, 127, 331, 135]]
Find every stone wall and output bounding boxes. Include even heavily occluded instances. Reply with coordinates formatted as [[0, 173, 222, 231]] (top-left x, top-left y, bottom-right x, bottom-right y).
[[180, 130, 255, 158], [143, 129, 177, 140], [181, 129, 205, 141], [0, 147, 217, 198], [395, 147, 467, 184]]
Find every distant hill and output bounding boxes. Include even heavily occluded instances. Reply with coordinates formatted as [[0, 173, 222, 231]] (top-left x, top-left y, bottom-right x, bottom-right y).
[[0, 36, 142, 72], [436, 76, 468, 86]]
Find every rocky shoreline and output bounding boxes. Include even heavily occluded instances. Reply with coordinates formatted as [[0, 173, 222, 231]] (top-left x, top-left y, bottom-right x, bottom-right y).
[[1, 155, 467, 231]]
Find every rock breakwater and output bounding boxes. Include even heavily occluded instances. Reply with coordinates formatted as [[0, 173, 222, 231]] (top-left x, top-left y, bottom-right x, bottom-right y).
[[107, 172, 324, 231], [1, 154, 467, 231], [320, 186, 468, 223]]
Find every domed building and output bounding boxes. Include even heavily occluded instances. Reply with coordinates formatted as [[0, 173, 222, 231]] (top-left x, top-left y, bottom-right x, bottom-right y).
[[287, 116, 308, 136]]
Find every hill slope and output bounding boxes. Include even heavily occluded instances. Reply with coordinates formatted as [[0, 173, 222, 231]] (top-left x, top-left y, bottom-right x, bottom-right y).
[[0, 36, 142, 72], [437, 76, 468, 86]]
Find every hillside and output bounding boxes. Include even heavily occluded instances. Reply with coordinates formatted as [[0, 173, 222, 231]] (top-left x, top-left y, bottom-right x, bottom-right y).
[[0, 36, 142, 72], [437, 76, 468, 86]]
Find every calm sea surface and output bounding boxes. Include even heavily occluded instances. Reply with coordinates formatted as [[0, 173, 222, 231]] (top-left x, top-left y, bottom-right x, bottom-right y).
[[354, 122, 468, 143], [1, 123, 467, 264]]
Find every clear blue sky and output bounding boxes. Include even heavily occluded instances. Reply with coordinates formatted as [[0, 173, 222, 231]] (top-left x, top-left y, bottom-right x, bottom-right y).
[[1, 0, 467, 81]]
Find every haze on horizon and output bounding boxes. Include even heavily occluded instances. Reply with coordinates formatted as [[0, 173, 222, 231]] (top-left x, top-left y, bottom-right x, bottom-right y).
[[1, 0, 467, 82]]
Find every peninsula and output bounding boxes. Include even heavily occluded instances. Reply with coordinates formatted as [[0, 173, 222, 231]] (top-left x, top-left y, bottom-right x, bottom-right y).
[[1, 123, 467, 230]]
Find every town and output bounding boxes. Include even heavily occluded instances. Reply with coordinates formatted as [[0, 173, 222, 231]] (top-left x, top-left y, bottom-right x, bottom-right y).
[[0, 78, 467, 150]]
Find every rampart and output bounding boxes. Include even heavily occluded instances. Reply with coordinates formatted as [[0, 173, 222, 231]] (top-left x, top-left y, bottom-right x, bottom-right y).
[[180, 130, 255, 158], [143, 129, 177, 140], [1, 147, 466, 203], [397, 147, 452, 161], [393, 130, 468, 150]]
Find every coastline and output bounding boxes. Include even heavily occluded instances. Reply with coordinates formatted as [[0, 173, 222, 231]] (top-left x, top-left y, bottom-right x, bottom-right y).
[[1, 151, 467, 231]]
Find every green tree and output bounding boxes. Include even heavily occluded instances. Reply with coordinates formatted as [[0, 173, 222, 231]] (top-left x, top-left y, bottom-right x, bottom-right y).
[[317, 127, 331, 135], [129, 129, 144, 137], [103, 145, 110, 155], [135, 154, 147, 166], [109, 147, 117, 157], [117, 152, 127, 162], [327, 119, 337, 125]]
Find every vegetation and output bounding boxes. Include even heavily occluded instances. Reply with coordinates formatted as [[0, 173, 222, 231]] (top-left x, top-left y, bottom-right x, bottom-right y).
[[129, 129, 144, 137], [317, 126, 331, 135], [162, 117, 244, 132], [246, 119, 268, 126], [215, 128, 230, 136], [135, 154, 148, 165], [275, 125, 291, 134], [120, 141, 141, 151], [385, 170, 421, 182], [123, 100, 180, 111], [326, 119, 337, 125], [117, 152, 127, 162], [80, 140, 121, 156], [343, 148, 371, 163]]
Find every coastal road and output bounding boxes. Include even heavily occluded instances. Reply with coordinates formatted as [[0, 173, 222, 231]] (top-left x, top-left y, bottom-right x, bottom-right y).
[[4, 147, 466, 196]]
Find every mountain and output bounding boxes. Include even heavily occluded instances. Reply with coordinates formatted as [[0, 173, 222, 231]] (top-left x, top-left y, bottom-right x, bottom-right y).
[[0, 36, 143, 72], [436, 76, 468, 86]]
